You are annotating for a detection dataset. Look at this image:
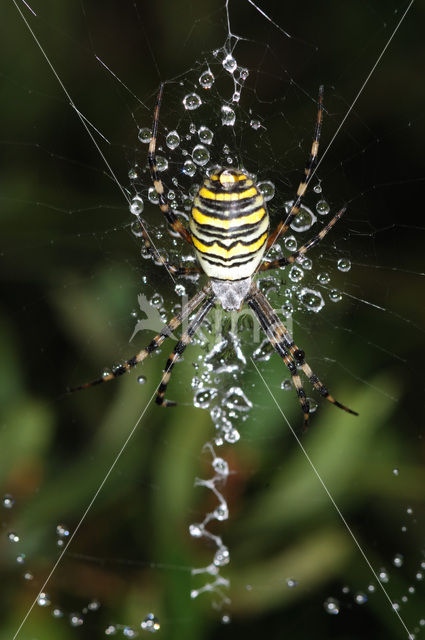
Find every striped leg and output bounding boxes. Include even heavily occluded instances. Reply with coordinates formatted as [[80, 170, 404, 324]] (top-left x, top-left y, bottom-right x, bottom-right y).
[[69, 285, 211, 392], [247, 283, 358, 428], [267, 85, 324, 250], [148, 84, 192, 245], [259, 206, 346, 272], [156, 296, 216, 406], [138, 218, 201, 277]]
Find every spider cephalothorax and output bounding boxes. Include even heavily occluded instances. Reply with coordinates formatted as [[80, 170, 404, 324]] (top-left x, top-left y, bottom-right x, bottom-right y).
[[72, 84, 358, 428]]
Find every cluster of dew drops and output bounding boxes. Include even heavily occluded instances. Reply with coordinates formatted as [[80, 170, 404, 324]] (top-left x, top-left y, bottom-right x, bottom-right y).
[[3, 494, 160, 636]]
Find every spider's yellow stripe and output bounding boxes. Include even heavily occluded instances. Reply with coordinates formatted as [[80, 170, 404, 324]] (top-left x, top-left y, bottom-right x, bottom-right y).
[[210, 173, 249, 182], [199, 187, 257, 201], [192, 233, 267, 258], [192, 207, 266, 229]]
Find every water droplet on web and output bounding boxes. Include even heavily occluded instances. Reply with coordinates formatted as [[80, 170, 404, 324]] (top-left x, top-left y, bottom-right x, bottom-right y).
[[155, 155, 168, 172], [329, 289, 342, 303], [308, 398, 318, 413], [393, 468, 400, 476], [354, 592, 367, 605], [2, 494, 14, 509], [141, 613, 160, 632], [238, 67, 249, 80], [289, 204, 317, 232], [52, 608, 63, 618], [214, 546, 230, 566], [105, 625, 117, 635], [148, 187, 159, 204], [150, 293, 163, 308], [257, 180, 275, 202], [316, 199, 330, 215], [214, 504, 229, 521], [313, 183, 322, 194], [129, 195, 144, 216], [289, 265, 304, 282], [189, 523, 203, 538], [337, 258, 351, 272], [199, 70, 215, 89], [194, 388, 217, 409], [281, 379, 291, 391], [137, 376, 146, 385], [16, 553, 25, 564], [183, 160, 196, 177], [70, 613, 84, 627], [221, 614, 231, 624], [221, 105, 236, 126], [138, 127, 151, 143], [224, 387, 252, 412], [284, 235, 297, 251], [393, 553, 404, 567], [324, 597, 340, 615], [317, 271, 330, 284], [183, 93, 202, 110], [250, 119, 261, 130], [175, 283, 186, 296], [212, 457, 229, 476], [192, 144, 210, 166], [37, 592, 51, 607], [198, 125, 214, 145], [379, 568, 390, 583], [128, 167, 138, 180], [299, 287, 325, 312], [24, 571, 33, 580], [8, 532, 19, 542], [286, 578, 298, 588], [166, 130, 180, 150], [88, 599, 100, 611], [56, 524, 70, 538], [282, 302, 293, 318], [222, 54, 237, 73]]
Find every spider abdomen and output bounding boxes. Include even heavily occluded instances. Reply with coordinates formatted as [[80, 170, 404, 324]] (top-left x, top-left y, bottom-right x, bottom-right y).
[[189, 168, 269, 280]]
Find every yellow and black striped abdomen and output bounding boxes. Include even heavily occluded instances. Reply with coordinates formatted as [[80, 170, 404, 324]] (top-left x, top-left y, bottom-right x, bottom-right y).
[[189, 168, 269, 280]]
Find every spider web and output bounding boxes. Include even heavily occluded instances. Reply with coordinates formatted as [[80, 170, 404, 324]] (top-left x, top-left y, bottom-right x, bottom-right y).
[[2, 1, 425, 639]]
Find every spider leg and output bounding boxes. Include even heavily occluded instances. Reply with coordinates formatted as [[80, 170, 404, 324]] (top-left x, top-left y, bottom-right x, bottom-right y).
[[148, 84, 193, 245], [68, 285, 211, 392], [156, 296, 216, 406], [259, 206, 346, 272], [266, 85, 324, 250], [247, 282, 358, 428], [138, 218, 201, 277]]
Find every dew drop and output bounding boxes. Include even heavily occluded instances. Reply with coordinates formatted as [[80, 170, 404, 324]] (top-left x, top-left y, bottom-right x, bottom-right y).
[[289, 265, 304, 282], [8, 532, 19, 543], [354, 592, 368, 605], [198, 125, 214, 145], [150, 293, 163, 307], [224, 387, 252, 412], [284, 235, 297, 251], [192, 144, 210, 166], [281, 379, 291, 391], [286, 578, 298, 588], [194, 388, 217, 409], [221, 105, 236, 126], [199, 70, 215, 89], [148, 187, 159, 204], [70, 613, 84, 627], [317, 271, 330, 284], [313, 183, 322, 194], [316, 199, 330, 215], [337, 258, 351, 272], [329, 289, 342, 303], [137, 376, 147, 385], [299, 287, 325, 312], [88, 599, 100, 611], [16, 553, 26, 564], [128, 167, 138, 180], [2, 494, 15, 509], [155, 155, 168, 172], [189, 523, 203, 538], [379, 568, 389, 583], [105, 625, 117, 635], [37, 592, 51, 607], [56, 524, 70, 538], [250, 119, 261, 130], [138, 127, 151, 144], [416, 572, 423, 581], [289, 203, 317, 232], [324, 597, 340, 615], [214, 504, 229, 521], [24, 571, 33, 580], [221, 614, 231, 624], [214, 546, 230, 567], [123, 627, 136, 637], [141, 613, 160, 633], [393, 553, 404, 567], [393, 468, 400, 476], [52, 608, 64, 618], [166, 130, 180, 150], [257, 180, 275, 202], [183, 93, 202, 111], [129, 195, 144, 216], [213, 457, 229, 476], [224, 428, 240, 444], [183, 159, 196, 177], [222, 54, 237, 73]]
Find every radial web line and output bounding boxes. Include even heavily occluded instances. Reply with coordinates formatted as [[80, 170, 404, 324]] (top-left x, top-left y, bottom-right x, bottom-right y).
[[251, 358, 413, 639], [11, 0, 176, 285]]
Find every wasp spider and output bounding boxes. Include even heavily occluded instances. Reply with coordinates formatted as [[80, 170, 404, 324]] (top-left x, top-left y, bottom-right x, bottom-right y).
[[72, 84, 358, 428]]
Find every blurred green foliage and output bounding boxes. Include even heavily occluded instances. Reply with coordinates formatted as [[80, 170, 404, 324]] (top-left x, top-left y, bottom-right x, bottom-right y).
[[1, 2, 425, 640]]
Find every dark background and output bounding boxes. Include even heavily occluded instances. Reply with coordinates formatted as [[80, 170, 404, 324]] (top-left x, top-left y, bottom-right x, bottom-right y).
[[1, 1, 425, 639]]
